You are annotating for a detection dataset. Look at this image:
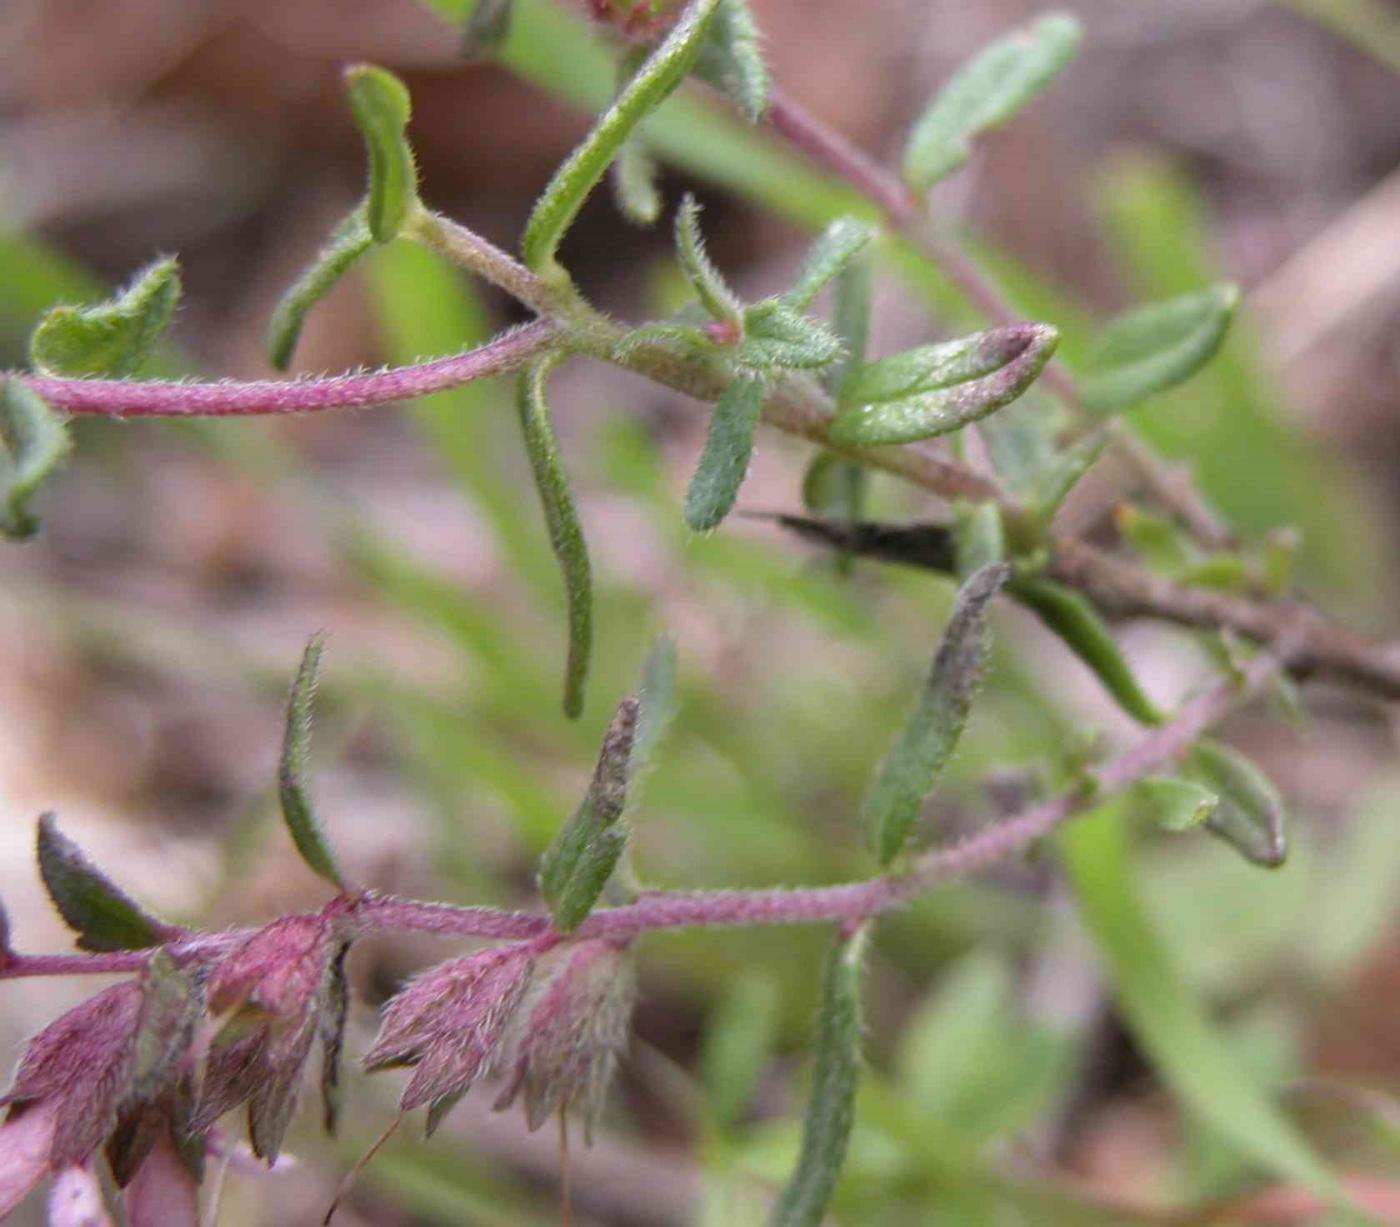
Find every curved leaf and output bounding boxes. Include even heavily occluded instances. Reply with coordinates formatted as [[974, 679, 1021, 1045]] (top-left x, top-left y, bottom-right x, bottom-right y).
[[694, 0, 769, 122], [30, 256, 180, 378], [279, 633, 348, 889], [783, 217, 876, 314], [266, 207, 373, 370], [516, 359, 593, 717], [522, 0, 722, 277], [830, 324, 1057, 446], [1188, 739, 1288, 867], [37, 814, 169, 952], [903, 13, 1082, 189], [1080, 285, 1239, 415], [344, 64, 419, 242], [1011, 577, 1165, 726], [538, 697, 639, 931], [867, 563, 1008, 864], [737, 299, 842, 370], [675, 193, 743, 324]]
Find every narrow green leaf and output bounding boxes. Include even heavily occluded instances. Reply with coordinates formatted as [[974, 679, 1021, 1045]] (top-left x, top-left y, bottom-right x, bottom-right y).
[[1080, 285, 1240, 415], [1010, 577, 1166, 726], [701, 970, 781, 1130], [462, 0, 514, 59], [829, 324, 1057, 446], [29, 256, 180, 378], [0, 379, 70, 541], [737, 299, 842, 370], [675, 194, 743, 324], [1134, 776, 1219, 833], [279, 633, 348, 889], [517, 360, 593, 718], [1188, 739, 1288, 868], [782, 217, 876, 314], [267, 207, 374, 370], [522, 0, 722, 277], [344, 64, 419, 242], [320, 942, 351, 1134], [771, 926, 867, 1227], [538, 696, 639, 931], [613, 139, 664, 225], [611, 47, 664, 226], [37, 813, 168, 952], [685, 375, 765, 532], [694, 0, 769, 122], [1063, 803, 1339, 1201], [903, 13, 1082, 189], [867, 563, 1008, 865]]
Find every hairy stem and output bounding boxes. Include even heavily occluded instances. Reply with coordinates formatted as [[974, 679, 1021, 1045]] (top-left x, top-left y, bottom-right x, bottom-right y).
[[342, 654, 1280, 945], [22, 320, 561, 418]]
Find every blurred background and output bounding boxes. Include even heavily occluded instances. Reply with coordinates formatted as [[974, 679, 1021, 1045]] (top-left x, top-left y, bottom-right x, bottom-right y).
[[1, 0, 1399, 1222]]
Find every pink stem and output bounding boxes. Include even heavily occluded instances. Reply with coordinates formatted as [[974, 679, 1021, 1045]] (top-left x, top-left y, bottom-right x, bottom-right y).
[[2, 661, 1277, 977], [20, 320, 560, 419]]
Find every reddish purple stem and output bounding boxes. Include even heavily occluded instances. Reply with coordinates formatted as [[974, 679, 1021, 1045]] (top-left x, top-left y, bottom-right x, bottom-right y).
[[20, 320, 560, 419]]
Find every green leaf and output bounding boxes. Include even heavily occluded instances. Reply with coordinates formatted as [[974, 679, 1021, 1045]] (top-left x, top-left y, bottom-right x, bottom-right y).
[[516, 360, 593, 718], [37, 813, 168, 952], [1134, 776, 1219, 833], [522, 0, 722, 277], [0, 379, 70, 541], [613, 139, 664, 225], [611, 47, 664, 226], [267, 207, 374, 370], [462, 0, 514, 58], [538, 696, 639, 931], [29, 256, 180, 378], [770, 926, 867, 1227], [1187, 739, 1288, 868], [903, 13, 1081, 189], [685, 375, 766, 532], [344, 64, 419, 243], [1080, 285, 1239, 415], [737, 299, 843, 370], [829, 324, 1057, 446], [1010, 577, 1165, 726], [702, 970, 781, 1130], [1062, 803, 1340, 1202], [675, 194, 743, 325], [867, 563, 1008, 865], [279, 633, 348, 889], [694, 0, 769, 122], [782, 217, 876, 314]]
